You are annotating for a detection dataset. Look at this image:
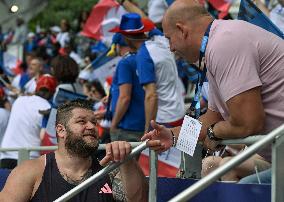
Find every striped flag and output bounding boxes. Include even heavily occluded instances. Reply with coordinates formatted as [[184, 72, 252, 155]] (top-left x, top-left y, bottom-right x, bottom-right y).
[[81, 0, 127, 45]]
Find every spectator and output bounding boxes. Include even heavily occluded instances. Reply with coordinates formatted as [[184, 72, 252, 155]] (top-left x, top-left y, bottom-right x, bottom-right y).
[[24, 32, 37, 53], [111, 13, 185, 132], [0, 75, 57, 169], [108, 33, 145, 142], [56, 19, 71, 48], [83, 80, 106, 102], [51, 55, 81, 101], [23, 57, 44, 95], [142, 0, 284, 181], [0, 99, 147, 202]]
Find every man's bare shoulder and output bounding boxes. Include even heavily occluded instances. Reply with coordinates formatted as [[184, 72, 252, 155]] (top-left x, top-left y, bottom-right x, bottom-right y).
[[0, 156, 46, 202]]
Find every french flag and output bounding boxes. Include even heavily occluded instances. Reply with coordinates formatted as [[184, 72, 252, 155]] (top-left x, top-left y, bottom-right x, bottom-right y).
[[81, 0, 127, 46], [139, 148, 181, 177]]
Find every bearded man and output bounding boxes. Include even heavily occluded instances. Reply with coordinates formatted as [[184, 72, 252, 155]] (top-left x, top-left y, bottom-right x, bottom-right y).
[[0, 99, 147, 202]]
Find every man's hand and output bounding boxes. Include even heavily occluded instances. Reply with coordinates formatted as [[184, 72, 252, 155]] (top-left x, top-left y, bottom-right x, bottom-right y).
[[203, 136, 224, 152], [141, 120, 172, 153], [94, 109, 106, 120], [99, 141, 131, 166]]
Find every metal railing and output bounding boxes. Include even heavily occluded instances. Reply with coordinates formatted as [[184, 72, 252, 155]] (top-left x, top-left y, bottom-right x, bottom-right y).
[[0, 143, 141, 165], [2, 126, 282, 202], [0, 141, 158, 202], [169, 124, 284, 202]]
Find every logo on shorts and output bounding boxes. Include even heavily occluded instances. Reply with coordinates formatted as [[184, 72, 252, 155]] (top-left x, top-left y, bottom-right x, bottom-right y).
[[99, 183, 112, 194]]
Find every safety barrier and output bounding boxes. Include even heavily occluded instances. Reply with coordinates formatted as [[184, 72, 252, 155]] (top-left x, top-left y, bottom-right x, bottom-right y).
[[169, 124, 284, 202], [0, 142, 158, 202], [1, 125, 283, 201]]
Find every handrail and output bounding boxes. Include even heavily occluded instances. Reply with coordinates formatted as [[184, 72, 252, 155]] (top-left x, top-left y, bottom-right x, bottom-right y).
[[54, 140, 148, 202], [169, 124, 284, 202], [0, 142, 141, 152], [220, 135, 265, 145]]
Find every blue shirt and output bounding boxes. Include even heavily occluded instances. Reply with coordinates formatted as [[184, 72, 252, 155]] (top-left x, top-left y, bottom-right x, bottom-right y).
[[111, 53, 145, 131], [136, 43, 156, 85]]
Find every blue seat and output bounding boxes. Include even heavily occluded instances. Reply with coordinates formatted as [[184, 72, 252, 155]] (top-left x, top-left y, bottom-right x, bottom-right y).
[[157, 177, 270, 202]]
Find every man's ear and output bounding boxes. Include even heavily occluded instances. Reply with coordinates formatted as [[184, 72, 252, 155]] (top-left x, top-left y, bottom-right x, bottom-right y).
[[176, 22, 188, 39], [56, 124, 66, 138]]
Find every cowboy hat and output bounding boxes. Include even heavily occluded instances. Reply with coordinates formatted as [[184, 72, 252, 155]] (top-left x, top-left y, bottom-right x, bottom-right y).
[[109, 13, 155, 35]]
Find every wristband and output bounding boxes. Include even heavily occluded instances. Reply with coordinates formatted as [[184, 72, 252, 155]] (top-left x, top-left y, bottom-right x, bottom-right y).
[[171, 130, 177, 147]]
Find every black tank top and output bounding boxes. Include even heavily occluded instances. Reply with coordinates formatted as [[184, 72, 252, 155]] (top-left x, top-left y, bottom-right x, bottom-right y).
[[30, 152, 115, 202]]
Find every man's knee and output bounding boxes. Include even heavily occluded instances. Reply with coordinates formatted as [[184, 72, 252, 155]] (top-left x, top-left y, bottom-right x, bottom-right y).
[[201, 156, 222, 177]]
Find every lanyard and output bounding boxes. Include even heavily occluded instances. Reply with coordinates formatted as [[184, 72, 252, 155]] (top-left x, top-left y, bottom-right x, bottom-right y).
[[187, 21, 213, 119]]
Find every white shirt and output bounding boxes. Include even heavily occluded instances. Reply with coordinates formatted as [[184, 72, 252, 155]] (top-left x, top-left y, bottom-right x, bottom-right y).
[[0, 108, 10, 144], [56, 32, 70, 48], [144, 36, 185, 123], [1, 95, 51, 159], [11, 74, 21, 90], [148, 0, 169, 24], [24, 77, 37, 94]]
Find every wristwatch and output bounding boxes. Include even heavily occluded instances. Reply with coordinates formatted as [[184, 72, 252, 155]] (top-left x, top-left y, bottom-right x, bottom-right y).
[[207, 123, 222, 141]]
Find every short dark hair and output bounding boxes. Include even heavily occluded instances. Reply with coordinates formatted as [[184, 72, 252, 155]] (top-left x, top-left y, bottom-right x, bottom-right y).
[[56, 99, 94, 127], [84, 80, 106, 98], [51, 55, 79, 83]]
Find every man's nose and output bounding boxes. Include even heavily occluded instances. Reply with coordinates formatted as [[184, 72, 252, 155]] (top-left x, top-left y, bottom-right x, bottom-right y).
[[86, 121, 97, 129]]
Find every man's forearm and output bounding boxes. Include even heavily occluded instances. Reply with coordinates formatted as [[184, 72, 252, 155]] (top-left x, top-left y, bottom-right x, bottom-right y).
[[120, 159, 148, 202], [111, 96, 130, 128], [144, 95, 157, 132], [122, 0, 148, 18], [213, 120, 261, 139]]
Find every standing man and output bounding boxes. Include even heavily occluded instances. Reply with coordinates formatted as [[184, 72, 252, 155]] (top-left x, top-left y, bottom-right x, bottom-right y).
[[111, 13, 185, 132], [142, 0, 284, 181], [108, 33, 145, 142], [0, 99, 148, 202]]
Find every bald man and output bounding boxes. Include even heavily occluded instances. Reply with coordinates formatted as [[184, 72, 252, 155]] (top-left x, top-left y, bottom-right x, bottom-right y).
[[142, 0, 284, 182]]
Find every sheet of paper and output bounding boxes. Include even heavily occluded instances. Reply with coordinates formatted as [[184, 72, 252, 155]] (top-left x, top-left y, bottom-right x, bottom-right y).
[[176, 115, 202, 156]]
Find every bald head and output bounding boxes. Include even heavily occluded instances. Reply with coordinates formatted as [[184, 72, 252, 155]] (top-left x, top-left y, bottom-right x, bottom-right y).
[[162, 0, 213, 63], [164, 0, 210, 29]]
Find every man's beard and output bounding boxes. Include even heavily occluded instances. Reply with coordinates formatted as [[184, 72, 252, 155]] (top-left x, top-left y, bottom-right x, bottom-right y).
[[65, 127, 99, 158]]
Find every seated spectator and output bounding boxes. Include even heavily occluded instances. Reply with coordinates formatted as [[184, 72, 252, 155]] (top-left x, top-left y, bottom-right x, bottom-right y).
[[0, 99, 147, 202], [0, 75, 57, 169]]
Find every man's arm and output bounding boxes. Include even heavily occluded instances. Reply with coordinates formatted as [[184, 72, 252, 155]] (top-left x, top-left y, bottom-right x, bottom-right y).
[[100, 142, 148, 202], [0, 159, 41, 202], [119, 159, 148, 202], [141, 108, 223, 153], [120, 0, 148, 18], [213, 87, 265, 139], [111, 84, 132, 130], [198, 108, 224, 140], [143, 83, 158, 132]]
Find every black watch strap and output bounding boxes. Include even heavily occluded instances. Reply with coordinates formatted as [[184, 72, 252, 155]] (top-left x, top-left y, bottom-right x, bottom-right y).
[[207, 123, 222, 141]]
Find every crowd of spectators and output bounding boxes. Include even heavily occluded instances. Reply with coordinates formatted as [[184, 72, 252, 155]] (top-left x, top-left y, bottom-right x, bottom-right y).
[[0, 0, 283, 200]]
